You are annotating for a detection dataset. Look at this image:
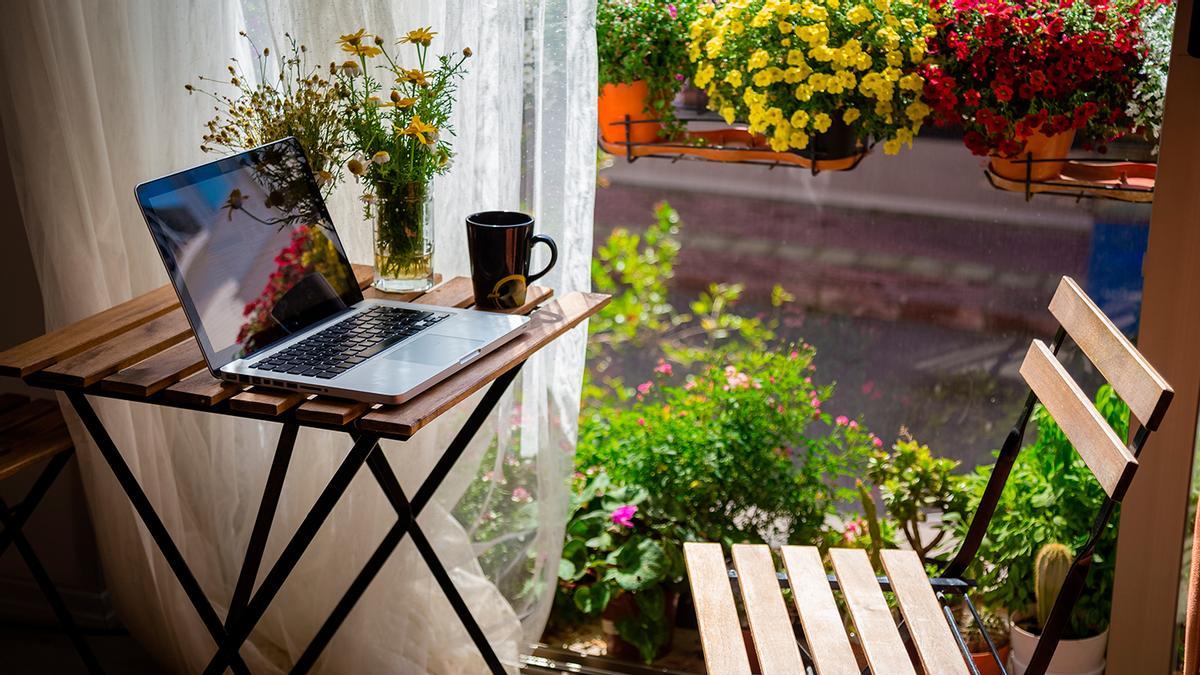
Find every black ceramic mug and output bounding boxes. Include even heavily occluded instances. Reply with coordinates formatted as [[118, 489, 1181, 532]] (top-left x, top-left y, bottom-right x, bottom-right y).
[[466, 211, 558, 310]]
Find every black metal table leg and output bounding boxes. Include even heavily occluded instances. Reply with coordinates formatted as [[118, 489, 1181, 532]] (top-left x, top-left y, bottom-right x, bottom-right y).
[[65, 391, 254, 675], [227, 422, 298, 627], [289, 365, 525, 674], [202, 433, 379, 675], [0, 497, 104, 674], [0, 449, 72, 558], [375, 453, 508, 675]]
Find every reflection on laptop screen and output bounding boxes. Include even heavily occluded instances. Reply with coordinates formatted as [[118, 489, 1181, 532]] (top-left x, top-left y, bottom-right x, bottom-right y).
[[138, 138, 361, 366]]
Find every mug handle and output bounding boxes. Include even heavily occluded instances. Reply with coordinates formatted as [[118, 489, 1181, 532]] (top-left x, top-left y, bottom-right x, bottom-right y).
[[527, 234, 558, 283]]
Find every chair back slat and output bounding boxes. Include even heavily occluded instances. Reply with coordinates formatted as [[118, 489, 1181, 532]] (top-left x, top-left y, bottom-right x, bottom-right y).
[[1049, 276, 1173, 429], [1019, 340, 1138, 500], [779, 546, 861, 675]]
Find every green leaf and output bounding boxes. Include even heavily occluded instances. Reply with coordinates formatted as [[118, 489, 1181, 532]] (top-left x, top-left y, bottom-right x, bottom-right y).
[[605, 538, 667, 592], [573, 583, 613, 615], [559, 539, 589, 582]]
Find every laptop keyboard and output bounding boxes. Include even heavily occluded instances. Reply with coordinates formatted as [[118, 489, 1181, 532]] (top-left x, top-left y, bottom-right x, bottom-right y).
[[250, 306, 450, 379]]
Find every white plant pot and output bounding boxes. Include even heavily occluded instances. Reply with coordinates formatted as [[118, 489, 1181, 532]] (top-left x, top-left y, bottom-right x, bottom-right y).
[[1008, 618, 1107, 675]]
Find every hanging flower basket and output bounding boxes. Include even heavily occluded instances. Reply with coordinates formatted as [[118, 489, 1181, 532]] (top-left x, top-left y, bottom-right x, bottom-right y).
[[598, 80, 663, 146], [988, 129, 1076, 182]]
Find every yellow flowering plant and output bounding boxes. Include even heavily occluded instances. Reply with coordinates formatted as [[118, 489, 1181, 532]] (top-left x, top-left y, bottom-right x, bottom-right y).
[[689, 0, 937, 156], [334, 27, 469, 285]]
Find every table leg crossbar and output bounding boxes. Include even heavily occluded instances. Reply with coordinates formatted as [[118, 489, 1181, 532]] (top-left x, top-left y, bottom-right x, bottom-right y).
[[0, 448, 103, 674], [66, 363, 523, 674]]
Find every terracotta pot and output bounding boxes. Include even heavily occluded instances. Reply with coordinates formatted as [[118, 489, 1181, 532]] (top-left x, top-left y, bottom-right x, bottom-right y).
[[972, 645, 1011, 675], [598, 80, 662, 146], [601, 590, 679, 662], [988, 129, 1077, 183], [1008, 617, 1106, 675]]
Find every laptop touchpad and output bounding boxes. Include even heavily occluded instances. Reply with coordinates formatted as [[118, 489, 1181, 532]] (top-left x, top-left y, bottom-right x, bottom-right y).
[[386, 335, 484, 367]]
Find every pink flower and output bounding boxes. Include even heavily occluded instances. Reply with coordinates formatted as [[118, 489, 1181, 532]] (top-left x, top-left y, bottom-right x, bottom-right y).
[[872, 436, 884, 448], [848, 420, 859, 429], [512, 487, 531, 502], [667, 3, 678, 18], [789, 350, 800, 360], [654, 361, 673, 376], [684, 379, 697, 391], [724, 365, 751, 390], [637, 417, 646, 427], [611, 504, 638, 528], [637, 381, 653, 395], [804, 377, 812, 384], [810, 397, 822, 407], [835, 415, 850, 426], [777, 405, 785, 413]]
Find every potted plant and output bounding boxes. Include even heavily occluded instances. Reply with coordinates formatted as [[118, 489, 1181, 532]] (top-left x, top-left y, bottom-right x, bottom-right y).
[[597, 0, 697, 145], [1127, 0, 1175, 153], [957, 601, 1012, 675], [555, 471, 688, 663], [940, 385, 1130, 675], [687, 0, 937, 160], [335, 27, 470, 293], [921, 0, 1147, 181]]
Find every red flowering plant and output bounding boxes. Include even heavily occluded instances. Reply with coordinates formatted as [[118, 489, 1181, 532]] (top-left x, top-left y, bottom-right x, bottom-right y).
[[920, 0, 1148, 157]]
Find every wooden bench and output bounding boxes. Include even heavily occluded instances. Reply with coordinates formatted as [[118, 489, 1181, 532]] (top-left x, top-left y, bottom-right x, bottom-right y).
[[0, 393, 101, 673]]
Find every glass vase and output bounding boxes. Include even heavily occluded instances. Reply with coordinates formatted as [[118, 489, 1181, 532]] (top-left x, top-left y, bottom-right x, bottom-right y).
[[373, 182, 434, 293]]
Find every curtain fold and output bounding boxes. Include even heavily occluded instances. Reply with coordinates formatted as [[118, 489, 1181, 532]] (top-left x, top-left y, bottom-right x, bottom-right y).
[[0, 0, 595, 672]]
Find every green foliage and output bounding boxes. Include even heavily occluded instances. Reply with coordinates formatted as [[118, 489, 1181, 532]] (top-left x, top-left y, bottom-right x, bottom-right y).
[[577, 347, 878, 547], [597, 0, 698, 134], [867, 432, 971, 559], [555, 471, 689, 662], [942, 384, 1129, 639], [1035, 542, 1074, 630]]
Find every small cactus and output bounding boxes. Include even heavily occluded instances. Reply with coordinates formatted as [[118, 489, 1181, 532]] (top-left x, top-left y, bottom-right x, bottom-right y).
[[1034, 542, 1073, 629]]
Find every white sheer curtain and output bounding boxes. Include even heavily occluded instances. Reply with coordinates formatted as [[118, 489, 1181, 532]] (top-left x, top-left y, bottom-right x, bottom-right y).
[[0, 0, 595, 672]]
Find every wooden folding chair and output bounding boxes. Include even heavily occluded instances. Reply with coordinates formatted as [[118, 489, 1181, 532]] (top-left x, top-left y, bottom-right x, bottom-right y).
[[684, 276, 1174, 675]]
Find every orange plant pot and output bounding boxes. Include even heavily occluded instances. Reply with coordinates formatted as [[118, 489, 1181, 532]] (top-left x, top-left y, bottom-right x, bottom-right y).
[[972, 645, 1011, 675], [598, 80, 662, 146], [989, 129, 1077, 182]]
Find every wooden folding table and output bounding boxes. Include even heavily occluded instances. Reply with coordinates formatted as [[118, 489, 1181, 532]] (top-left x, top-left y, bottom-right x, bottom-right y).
[[0, 265, 608, 674]]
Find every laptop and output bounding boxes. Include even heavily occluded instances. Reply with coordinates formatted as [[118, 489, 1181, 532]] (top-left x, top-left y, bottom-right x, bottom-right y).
[[135, 137, 529, 404]]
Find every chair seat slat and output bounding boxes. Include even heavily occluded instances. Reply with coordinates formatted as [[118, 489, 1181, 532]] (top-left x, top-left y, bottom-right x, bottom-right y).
[[780, 546, 860, 675], [1020, 339, 1137, 499], [684, 542, 753, 675], [829, 548, 917, 675], [881, 549, 971, 675], [732, 544, 806, 674]]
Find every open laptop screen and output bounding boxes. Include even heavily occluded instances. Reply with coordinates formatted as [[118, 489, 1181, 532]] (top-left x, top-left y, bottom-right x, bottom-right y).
[[136, 137, 363, 368]]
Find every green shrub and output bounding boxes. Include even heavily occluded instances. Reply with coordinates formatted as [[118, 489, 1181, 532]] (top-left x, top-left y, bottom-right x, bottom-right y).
[[942, 384, 1128, 638]]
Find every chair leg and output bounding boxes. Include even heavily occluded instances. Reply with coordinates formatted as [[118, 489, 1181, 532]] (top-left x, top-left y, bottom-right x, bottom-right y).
[[0, 497, 104, 674]]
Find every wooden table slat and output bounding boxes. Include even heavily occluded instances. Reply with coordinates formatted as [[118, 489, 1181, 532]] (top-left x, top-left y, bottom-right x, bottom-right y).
[[0, 399, 59, 434], [294, 399, 374, 427], [413, 277, 475, 308], [0, 393, 30, 415], [731, 544, 806, 674], [780, 546, 860, 675], [32, 310, 193, 389], [0, 285, 179, 379], [0, 409, 73, 481], [359, 291, 609, 438], [163, 371, 244, 407], [684, 542, 754, 675], [880, 549, 971, 675], [228, 388, 311, 416], [829, 548, 918, 675], [101, 340, 205, 397]]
